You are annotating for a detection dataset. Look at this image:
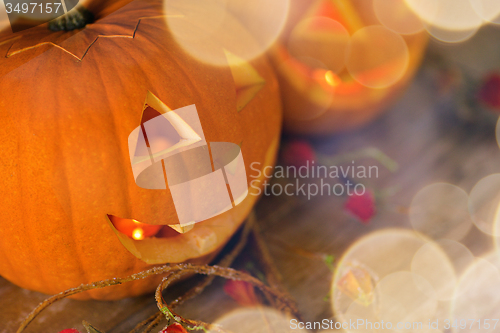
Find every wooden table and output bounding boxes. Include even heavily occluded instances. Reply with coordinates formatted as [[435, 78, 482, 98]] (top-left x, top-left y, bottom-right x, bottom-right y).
[[2, 26, 500, 333]]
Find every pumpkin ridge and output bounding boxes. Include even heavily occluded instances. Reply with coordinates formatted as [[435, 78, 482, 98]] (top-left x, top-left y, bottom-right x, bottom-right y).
[[94, 57, 135, 225], [80, 51, 145, 288], [18, 142, 52, 292], [0, 227, 20, 284], [4, 15, 183, 61], [52, 98, 91, 293]]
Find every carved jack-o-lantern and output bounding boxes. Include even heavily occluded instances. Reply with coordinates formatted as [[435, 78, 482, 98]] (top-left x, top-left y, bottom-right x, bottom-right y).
[[0, 0, 281, 299], [272, 0, 428, 134]]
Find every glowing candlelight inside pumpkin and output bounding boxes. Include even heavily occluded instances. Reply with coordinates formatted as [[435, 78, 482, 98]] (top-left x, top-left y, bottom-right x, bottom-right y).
[[108, 215, 162, 240], [324, 70, 339, 86], [132, 228, 145, 240]]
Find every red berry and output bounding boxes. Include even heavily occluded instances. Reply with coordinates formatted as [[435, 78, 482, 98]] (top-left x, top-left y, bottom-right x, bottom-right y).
[[59, 329, 80, 333]]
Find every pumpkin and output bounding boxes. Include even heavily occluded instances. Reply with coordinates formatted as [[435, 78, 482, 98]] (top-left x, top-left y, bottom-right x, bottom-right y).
[[270, 0, 428, 134], [0, 0, 281, 300]]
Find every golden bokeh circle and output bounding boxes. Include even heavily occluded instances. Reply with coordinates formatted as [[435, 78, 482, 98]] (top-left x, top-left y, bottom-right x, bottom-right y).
[[345, 25, 409, 89]]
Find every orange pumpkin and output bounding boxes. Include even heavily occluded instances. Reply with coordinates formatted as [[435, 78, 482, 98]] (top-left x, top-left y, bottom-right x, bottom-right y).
[[271, 0, 428, 134], [0, 0, 281, 300]]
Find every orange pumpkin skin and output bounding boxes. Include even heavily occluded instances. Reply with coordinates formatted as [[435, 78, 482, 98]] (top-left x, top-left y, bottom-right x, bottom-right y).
[[271, 0, 428, 134], [0, 0, 281, 300]]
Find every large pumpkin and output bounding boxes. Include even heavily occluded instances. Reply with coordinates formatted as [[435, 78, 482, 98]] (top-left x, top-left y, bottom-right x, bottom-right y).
[[271, 0, 428, 134], [0, 0, 281, 299]]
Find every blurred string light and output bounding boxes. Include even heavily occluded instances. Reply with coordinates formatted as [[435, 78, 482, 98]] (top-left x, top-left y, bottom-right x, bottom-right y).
[[279, 0, 500, 96], [282, 0, 413, 91], [409, 183, 473, 241], [164, 0, 289, 66], [373, 0, 425, 35], [403, 0, 500, 43], [468, 174, 500, 237], [333, 176, 500, 333], [423, 24, 479, 44], [342, 301, 380, 333], [331, 229, 456, 333], [436, 239, 475, 276], [287, 17, 350, 74], [470, 0, 500, 24], [345, 25, 410, 89], [404, 0, 482, 31], [328, 117, 500, 332], [452, 252, 500, 333], [210, 307, 305, 333], [411, 242, 456, 300], [375, 271, 438, 329]]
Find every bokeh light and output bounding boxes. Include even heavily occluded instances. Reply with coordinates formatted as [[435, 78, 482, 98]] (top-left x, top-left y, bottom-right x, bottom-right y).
[[165, 0, 289, 66], [343, 301, 379, 333], [404, 0, 483, 32], [287, 17, 350, 74], [402, 0, 484, 43], [424, 24, 479, 44], [373, 0, 425, 35], [345, 25, 409, 89], [468, 174, 500, 236], [470, 0, 500, 25], [411, 243, 457, 300], [409, 183, 472, 241], [210, 307, 304, 333], [436, 239, 475, 275], [276, 56, 335, 121], [452, 253, 500, 333], [376, 271, 438, 329], [332, 229, 427, 317], [332, 230, 459, 333]]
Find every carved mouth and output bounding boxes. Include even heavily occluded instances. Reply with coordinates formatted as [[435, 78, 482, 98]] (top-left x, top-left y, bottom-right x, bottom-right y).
[[106, 214, 217, 264], [107, 215, 187, 240]]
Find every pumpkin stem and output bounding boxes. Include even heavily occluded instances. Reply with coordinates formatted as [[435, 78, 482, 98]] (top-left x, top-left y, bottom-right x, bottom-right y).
[[48, 6, 94, 31]]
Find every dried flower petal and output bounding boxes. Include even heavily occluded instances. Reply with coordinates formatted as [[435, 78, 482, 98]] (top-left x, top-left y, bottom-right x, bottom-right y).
[[337, 266, 374, 306], [223, 279, 259, 306], [281, 140, 316, 168], [344, 190, 376, 224], [160, 323, 188, 333], [477, 73, 500, 109]]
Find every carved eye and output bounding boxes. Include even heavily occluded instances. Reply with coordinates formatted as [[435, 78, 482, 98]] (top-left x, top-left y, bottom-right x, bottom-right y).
[[224, 49, 266, 112], [108, 89, 250, 264]]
